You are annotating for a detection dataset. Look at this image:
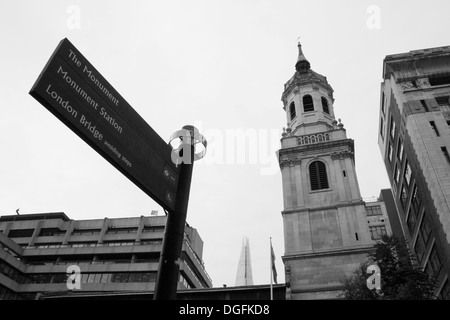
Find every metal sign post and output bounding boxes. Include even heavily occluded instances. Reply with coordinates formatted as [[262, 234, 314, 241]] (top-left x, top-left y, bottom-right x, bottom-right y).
[[154, 126, 206, 300], [29, 39, 207, 300]]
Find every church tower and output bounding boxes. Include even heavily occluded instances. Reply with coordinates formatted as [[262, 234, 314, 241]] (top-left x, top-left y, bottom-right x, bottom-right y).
[[278, 42, 374, 300]]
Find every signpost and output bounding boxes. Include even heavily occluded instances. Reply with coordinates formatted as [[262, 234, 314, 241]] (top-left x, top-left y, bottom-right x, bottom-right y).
[[29, 38, 180, 212], [30, 39, 207, 300]]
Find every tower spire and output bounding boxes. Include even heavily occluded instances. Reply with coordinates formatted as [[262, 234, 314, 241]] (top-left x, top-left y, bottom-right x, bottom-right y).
[[295, 40, 311, 73]]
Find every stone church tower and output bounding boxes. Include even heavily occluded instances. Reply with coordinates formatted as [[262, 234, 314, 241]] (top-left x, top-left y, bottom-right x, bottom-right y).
[[277, 43, 374, 299]]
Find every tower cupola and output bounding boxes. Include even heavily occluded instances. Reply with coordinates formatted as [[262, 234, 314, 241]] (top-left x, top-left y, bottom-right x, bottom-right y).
[[281, 42, 336, 135]]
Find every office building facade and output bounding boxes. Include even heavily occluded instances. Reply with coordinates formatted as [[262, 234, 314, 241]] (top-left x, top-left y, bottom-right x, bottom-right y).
[[364, 195, 393, 242], [378, 45, 450, 299], [0, 212, 212, 299]]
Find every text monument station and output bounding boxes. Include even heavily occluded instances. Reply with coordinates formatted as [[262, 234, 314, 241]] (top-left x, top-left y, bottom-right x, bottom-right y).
[[29, 38, 206, 299]]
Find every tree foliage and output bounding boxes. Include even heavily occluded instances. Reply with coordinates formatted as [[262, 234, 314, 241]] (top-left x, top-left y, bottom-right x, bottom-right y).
[[340, 235, 436, 300]]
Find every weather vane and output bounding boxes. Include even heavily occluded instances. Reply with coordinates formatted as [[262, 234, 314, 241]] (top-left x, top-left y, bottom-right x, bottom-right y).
[[297, 36, 301, 45]]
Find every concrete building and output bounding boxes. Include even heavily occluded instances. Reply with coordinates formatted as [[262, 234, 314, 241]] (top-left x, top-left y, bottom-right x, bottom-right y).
[[378, 45, 450, 299], [379, 189, 403, 240], [277, 43, 377, 300], [0, 212, 212, 300], [363, 194, 393, 241]]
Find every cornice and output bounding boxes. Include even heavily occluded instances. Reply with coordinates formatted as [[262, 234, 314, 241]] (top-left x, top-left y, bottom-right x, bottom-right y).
[[279, 157, 302, 169], [278, 138, 355, 158], [330, 150, 354, 160], [281, 200, 366, 214], [282, 244, 375, 261]]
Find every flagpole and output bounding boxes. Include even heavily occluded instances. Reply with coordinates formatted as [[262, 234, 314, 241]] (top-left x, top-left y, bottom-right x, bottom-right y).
[[270, 237, 273, 300]]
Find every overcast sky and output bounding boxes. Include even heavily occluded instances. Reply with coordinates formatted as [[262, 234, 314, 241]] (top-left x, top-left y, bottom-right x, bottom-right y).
[[1, 0, 449, 288]]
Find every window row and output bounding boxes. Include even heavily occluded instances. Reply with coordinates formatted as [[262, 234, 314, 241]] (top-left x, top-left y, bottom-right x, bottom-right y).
[[289, 95, 330, 121], [106, 227, 138, 234], [366, 206, 382, 216], [23, 239, 163, 249], [72, 228, 101, 236], [39, 228, 66, 237], [7, 226, 167, 239], [0, 284, 25, 300], [0, 259, 34, 284], [26, 257, 159, 266], [32, 271, 157, 285]]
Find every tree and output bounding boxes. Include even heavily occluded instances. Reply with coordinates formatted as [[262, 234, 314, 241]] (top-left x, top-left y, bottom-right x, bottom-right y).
[[340, 235, 436, 300]]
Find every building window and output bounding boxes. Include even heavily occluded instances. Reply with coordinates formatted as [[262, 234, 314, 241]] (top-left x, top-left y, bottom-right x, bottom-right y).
[[390, 116, 396, 139], [76, 272, 155, 284], [321, 97, 330, 114], [439, 279, 450, 300], [370, 226, 387, 240], [397, 137, 403, 161], [394, 163, 400, 184], [414, 232, 426, 263], [0, 284, 24, 300], [407, 206, 417, 235], [442, 147, 450, 164], [309, 161, 329, 191], [435, 96, 449, 106], [404, 161, 412, 186], [411, 184, 421, 212], [71, 229, 101, 236], [142, 226, 165, 233], [380, 117, 384, 139], [420, 213, 432, 246], [39, 228, 66, 237], [303, 95, 314, 112], [430, 121, 440, 137], [420, 100, 429, 112], [400, 184, 409, 210], [366, 206, 382, 216], [51, 273, 68, 284], [429, 75, 450, 86], [388, 143, 393, 162], [103, 240, 136, 246], [289, 102, 296, 121], [426, 245, 442, 280], [381, 91, 386, 115], [7, 229, 34, 238], [106, 227, 138, 234], [180, 273, 193, 289]]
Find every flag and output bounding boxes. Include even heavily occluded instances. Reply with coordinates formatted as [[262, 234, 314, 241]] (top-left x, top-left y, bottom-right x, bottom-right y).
[[270, 240, 277, 284]]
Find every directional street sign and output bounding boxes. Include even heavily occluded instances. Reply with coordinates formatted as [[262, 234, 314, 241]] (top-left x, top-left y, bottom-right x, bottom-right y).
[[30, 38, 180, 211]]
